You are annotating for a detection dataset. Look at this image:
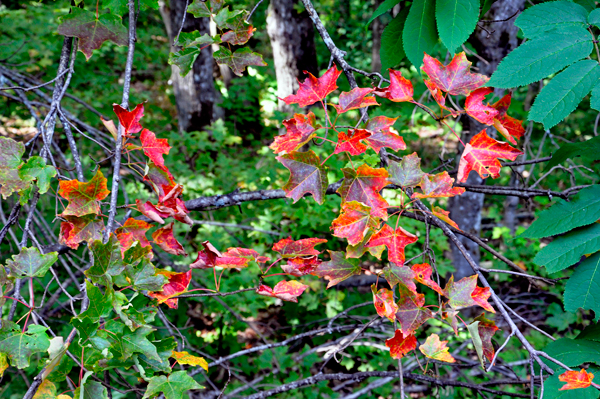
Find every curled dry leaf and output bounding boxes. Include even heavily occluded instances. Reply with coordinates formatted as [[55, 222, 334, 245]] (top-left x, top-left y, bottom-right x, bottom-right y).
[[386, 329, 417, 359], [372, 285, 399, 321], [256, 280, 308, 303]]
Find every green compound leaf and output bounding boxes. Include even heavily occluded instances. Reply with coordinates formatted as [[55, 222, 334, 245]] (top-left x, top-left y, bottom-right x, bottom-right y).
[[58, 8, 128, 60], [402, 0, 438, 67], [564, 252, 600, 316], [213, 46, 266, 77], [546, 135, 600, 169], [529, 60, 600, 129], [520, 185, 600, 238], [18, 156, 57, 194], [591, 83, 600, 111], [435, 0, 479, 53], [365, 0, 401, 29], [543, 337, 600, 369], [515, 1, 588, 38], [142, 370, 203, 399], [6, 247, 58, 278], [380, 8, 409, 71], [543, 368, 600, 399], [0, 324, 50, 369], [487, 26, 593, 88], [534, 223, 600, 273]]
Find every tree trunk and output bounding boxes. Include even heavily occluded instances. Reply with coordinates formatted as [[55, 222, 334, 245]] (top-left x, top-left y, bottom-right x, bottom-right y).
[[448, 0, 524, 279], [160, 0, 217, 133], [267, 0, 318, 113], [371, 0, 384, 72]]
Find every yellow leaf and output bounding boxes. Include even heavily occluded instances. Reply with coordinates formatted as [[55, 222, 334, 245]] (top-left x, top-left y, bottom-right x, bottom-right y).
[[0, 353, 8, 377], [171, 351, 208, 371], [32, 379, 56, 399]]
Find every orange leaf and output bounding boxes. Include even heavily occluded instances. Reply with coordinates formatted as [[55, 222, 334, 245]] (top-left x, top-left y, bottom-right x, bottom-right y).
[[58, 169, 110, 217], [386, 329, 417, 359], [419, 333, 455, 363], [270, 112, 320, 154], [334, 129, 372, 156], [431, 206, 460, 230], [115, 218, 153, 256], [372, 284, 399, 321], [422, 52, 488, 96], [464, 88, 499, 125], [366, 224, 418, 264], [282, 65, 342, 107], [457, 129, 522, 183], [171, 351, 208, 371], [331, 201, 380, 246], [333, 87, 378, 113], [375, 69, 414, 102], [151, 222, 186, 256], [59, 214, 104, 250], [148, 270, 191, 309], [411, 263, 443, 294], [559, 369, 595, 390], [337, 164, 390, 219], [491, 94, 525, 145], [256, 280, 308, 302]]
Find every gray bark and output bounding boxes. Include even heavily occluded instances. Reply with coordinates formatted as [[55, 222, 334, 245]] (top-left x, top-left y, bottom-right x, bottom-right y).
[[267, 0, 318, 112], [448, 0, 524, 279], [371, 0, 384, 72], [160, 0, 217, 133]]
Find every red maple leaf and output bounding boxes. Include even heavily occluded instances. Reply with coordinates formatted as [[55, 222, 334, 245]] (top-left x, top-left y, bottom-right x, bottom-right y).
[[396, 287, 433, 335], [388, 152, 425, 187], [272, 237, 327, 258], [58, 169, 110, 217], [362, 116, 405, 153], [431, 206, 460, 230], [313, 250, 361, 288], [559, 369, 595, 390], [491, 94, 525, 145], [113, 102, 144, 136], [151, 222, 186, 256], [282, 65, 342, 107], [381, 264, 417, 294], [59, 215, 104, 249], [281, 256, 321, 277], [331, 201, 380, 246], [277, 150, 329, 205], [464, 88, 499, 125], [256, 280, 308, 303], [144, 162, 177, 202], [270, 112, 321, 154], [334, 129, 372, 156], [217, 247, 269, 268], [411, 263, 443, 294], [422, 52, 489, 96], [412, 171, 465, 199], [419, 333, 456, 363], [148, 270, 191, 309], [333, 87, 378, 113], [337, 164, 390, 219], [190, 241, 222, 269], [423, 78, 460, 118], [443, 275, 495, 313], [140, 129, 171, 170], [386, 329, 417, 359], [474, 313, 499, 362], [471, 286, 494, 313], [136, 200, 171, 224], [457, 130, 522, 183], [372, 285, 399, 321], [156, 197, 193, 226], [377, 69, 414, 102], [115, 218, 153, 256], [366, 224, 418, 264]]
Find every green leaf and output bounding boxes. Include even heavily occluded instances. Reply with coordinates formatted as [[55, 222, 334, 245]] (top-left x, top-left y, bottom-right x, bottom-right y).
[[435, 0, 479, 53], [577, 323, 600, 341], [529, 60, 600, 129], [87, 235, 125, 287], [78, 281, 112, 323], [591, 83, 600, 111], [546, 135, 600, 169], [546, 303, 577, 332], [480, 0, 493, 17], [18, 156, 56, 194], [402, 0, 438, 67], [520, 185, 600, 238], [467, 320, 485, 368], [136, 337, 176, 374], [380, 8, 409, 71], [0, 136, 24, 169], [121, 327, 163, 363], [6, 247, 57, 278], [365, 0, 401, 30], [544, 337, 600, 368], [142, 370, 203, 399], [564, 252, 600, 316], [589, 8, 600, 29], [188, 0, 224, 18], [575, 0, 597, 12], [487, 26, 593, 88], [515, 1, 588, 38], [534, 222, 600, 273], [103, 0, 158, 15], [169, 34, 218, 77], [58, 8, 128, 60], [74, 372, 108, 399], [123, 258, 166, 291], [213, 47, 267, 77], [0, 324, 50, 369], [543, 368, 600, 399]]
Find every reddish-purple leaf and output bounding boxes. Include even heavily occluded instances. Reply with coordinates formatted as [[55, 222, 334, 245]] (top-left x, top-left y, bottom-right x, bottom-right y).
[[396, 287, 433, 335], [337, 164, 390, 219], [332, 87, 378, 113], [474, 313, 499, 362], [273, 237, 327, 258], [190, 241, 222, 269], [256, 280, 308, 303], [382, 263, 417, 293], [314, 251, 361, 288], [277, 150, 328, 205], [270, 112, 320, 154], [281, 256, 321, 276], [412, 171, 465, 199], [422, 52, 489, 96], [464, 88, 499, 125], [282, 65, 342, 107], [151, 222, 186, 256], [136, 200, 170, 224], [362, 116, 405, 153], [388, 152, 425, 187]]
